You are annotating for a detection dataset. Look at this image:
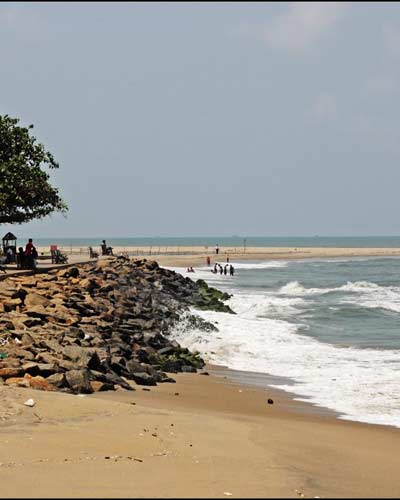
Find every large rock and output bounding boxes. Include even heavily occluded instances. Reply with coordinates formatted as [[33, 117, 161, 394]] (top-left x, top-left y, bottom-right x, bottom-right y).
[[79, 278, 100, 292], [0, 367, 24, 379], [24, 293, 50, 308], [130, 372, 157, 386], [90, 380, 114, 392], [62, 346, 101, 370], [46, 373, 66, 388], [25, 305, 49, 318], [65, 369, 93, 394], [27, 374, 55, 391]]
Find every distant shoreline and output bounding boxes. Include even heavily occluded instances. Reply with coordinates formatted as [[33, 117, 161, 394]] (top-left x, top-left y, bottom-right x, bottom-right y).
[[32, 245, 400, 268], [15, 234, 400, 250]]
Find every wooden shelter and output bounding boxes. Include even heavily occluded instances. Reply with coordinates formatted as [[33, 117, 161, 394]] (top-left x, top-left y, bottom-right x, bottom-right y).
[[2, 232, 17, 259]]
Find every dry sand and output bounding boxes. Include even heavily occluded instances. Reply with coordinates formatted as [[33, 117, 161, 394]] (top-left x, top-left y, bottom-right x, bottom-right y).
[[36, 245, 400, 269], [0, 367, 399, 498]]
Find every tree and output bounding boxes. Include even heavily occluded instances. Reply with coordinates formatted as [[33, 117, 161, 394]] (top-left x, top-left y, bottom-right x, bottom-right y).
[[0, 114, 67, 224]]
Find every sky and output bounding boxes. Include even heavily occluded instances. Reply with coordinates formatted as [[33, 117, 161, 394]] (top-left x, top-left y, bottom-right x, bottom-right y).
[[2, 1, 400, 238]]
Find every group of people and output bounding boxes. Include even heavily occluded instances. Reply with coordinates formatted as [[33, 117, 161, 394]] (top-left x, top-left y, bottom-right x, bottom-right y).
[[212, 263, 235, 276], [16, 239, 38, 269], [1, 238, 39, 269]]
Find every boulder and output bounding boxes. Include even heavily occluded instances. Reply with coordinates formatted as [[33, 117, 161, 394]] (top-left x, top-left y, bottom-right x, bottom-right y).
[[22, 362, 41, 376], [131, 372, 157, 386], [28, 375, 55, 391], [65, 369, 93, 394], [24, 293, 50, 308], [0, 367, 24, 379], [5, 377, 30, 388], [90, 380, 115, 392], [62, 346, 101, 370], [25, 305, 49, 318], [79, 278, 100, 292], [2, 298, 22, 311], [46, 373, 66, 388]]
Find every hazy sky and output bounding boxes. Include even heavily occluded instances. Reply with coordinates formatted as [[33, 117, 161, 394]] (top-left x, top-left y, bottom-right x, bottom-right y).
[[2, 2, 400, 238]]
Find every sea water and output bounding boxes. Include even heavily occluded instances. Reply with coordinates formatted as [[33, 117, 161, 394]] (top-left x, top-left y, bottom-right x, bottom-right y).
[[30, 235, 400, 249], [170, 257, 400, 428]]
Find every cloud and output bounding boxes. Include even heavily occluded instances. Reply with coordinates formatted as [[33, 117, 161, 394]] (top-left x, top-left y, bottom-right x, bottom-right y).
[[250, 2, 348, 53], [308, 92, 338, 123]]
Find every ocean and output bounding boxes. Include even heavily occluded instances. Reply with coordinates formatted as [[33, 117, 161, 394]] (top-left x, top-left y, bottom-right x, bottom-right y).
[[28, 235, 400, 249], [170, 256, 400, 428]]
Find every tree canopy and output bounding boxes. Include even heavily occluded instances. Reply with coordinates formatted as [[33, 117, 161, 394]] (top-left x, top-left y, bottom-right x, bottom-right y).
[[0, 114, 67, 225]]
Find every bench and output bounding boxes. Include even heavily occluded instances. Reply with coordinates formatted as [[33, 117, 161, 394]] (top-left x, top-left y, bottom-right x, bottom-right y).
[[89, 246, 99, 259], [50, 247, 68, 264]]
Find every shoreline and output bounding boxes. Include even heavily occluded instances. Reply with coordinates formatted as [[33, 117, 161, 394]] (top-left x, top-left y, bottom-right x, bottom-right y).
[[207, 364, 341, 420], [0, 368, 399, 497], [34, 244, 400, 270]]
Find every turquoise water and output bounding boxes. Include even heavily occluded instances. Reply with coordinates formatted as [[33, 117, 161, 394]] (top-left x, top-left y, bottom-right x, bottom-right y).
[[28, 236, 400, 248], [171, 257, 400, 427]]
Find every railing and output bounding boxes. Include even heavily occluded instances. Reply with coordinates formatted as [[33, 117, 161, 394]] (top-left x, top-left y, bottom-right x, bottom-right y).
[[34, 246, 245, 257]]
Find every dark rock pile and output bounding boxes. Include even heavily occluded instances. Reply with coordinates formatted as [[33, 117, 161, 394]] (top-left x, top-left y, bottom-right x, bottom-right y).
[[0, 257, 233, 394]]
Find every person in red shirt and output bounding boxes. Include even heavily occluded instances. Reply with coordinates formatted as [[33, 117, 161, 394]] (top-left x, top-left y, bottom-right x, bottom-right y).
[[25, 238, 34, 256], [25, 239, 37, 269]]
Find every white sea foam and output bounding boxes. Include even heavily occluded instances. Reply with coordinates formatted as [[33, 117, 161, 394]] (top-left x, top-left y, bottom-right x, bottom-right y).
[[339, 281, 400, 313], [171, 289, 400, 428], [224, 261, 288, 270], [226, 291, 309, 319], [279, 281, 334, 296], [279, 280, 400, 314]]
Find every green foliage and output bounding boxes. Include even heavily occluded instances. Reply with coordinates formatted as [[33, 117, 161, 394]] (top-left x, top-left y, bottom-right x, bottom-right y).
[[0, 114, 67, 224]]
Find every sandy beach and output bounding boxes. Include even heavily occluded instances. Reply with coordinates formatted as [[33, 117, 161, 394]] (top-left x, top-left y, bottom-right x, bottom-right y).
[[35, 245, 400, 269], [0, 367, 399, 498], [0, 250, 399, 498]]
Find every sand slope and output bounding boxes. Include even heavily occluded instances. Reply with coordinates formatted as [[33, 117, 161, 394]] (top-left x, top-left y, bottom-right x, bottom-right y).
[[0, 371, 399, 498]]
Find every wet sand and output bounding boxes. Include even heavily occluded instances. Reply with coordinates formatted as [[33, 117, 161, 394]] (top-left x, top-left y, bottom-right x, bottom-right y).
[[0, 367, 399, 498]]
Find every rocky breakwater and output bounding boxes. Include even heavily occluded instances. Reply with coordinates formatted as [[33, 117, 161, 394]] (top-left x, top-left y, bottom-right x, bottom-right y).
[[0, 258, 233, 394]]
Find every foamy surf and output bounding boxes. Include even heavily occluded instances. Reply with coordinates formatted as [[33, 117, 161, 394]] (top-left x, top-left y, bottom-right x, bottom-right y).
[[172, 296, 400, 428], [279, 280, 400, 313], [170, 259, 400, 428]]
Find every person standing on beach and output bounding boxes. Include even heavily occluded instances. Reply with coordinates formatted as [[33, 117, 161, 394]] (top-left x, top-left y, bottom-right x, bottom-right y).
[[25, 238, 34, 256], [206, 256, 211, 266], [219, 264, 223, 275], [229, 264, 234, 276], [25, 238, 37, 269], [215, 244, 219, 255], [224, 264, 228, 275]]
